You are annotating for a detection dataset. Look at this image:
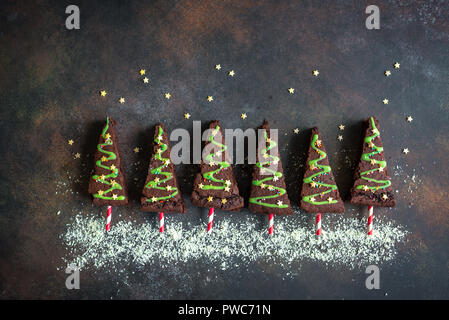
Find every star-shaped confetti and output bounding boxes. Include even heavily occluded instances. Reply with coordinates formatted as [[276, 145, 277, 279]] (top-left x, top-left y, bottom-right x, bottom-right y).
[[394, 62, 400, 69], [288, 88, 295, 94], [215, 64, 221, 70], [241, 113, 247, 119], [277, 200, 283, 207], [198, 183, 204, 189], [110, 164, 116, 170], [74, 153, 81, 159], [312, 70, 319, 76], [105, 133, 111, 140], [165, 93, 171, 99], [101, 156, 108, 162], [337, 135, 343, 141], [112, 194, 118, 200], [143, 77, 149, 83], [370, 159, 377, 165], [224, 186, 230, 192], [140, 69, 146, 75], [383, 98, 389, 104], [98, 190, 104, 196], [221, 198, 227, 204], [229, 70, 235, 77], [310, 181, 317, 188], [310, 197, 316, 202], [363, 185, 369, 192], [119, 97, 125, 104], [166, 185, 172, 191], [100, 90, 107, 97], [184, 113, 191, 119], [403, 148, 410, 154], [382, 194, 388, 200], [316, 139, 322, 147], [406, 116, 413, 122], [327, 197, 333, 203], [133, 147, 140, 153], [293, 128, 300, 134], [385, 70, 391, 76], [151, 196, 157, 202], [207, 196, 213, 202], [154, 177, 160, 183], [68, 139, 74, 145], [225, 180, 231, 186], [207, 96, 214, 102], [338, 124, 345, 131]]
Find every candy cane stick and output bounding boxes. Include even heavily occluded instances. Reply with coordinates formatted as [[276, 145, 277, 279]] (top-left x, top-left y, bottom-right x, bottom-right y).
[[207, 208, 214, 234], [268, 214, 274, 235], [367, 206, 374, 235], [316, 213, 322, 236], [159, 212, 165, 233], [105, 206, 112, 231]]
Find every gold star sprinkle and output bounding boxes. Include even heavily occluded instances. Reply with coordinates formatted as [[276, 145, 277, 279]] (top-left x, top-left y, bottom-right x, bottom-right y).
[[98, 190, 104, 196], [143, 77, 149, 83], [310, 197, 316, 202], [110, 180, 116, 186], [198, 183, 204, 189], [68, 139, 74, 145], [140, 69, 146, 75], [154, 177, 160, 183], [100, 90, 107, 97], [184, 113, 191, 119], [241, 113, 247, 119], [165, 93, 171, 99], [209, 161, 216, 166], [74, 153, 81, 159], [382, 194, 388, 200], [101, 156, 108, 162], [166, 186, 172, 191], [260, 183, 266, 189], [310, 181, 317, 187], [327, 197, 334, 203], [379, 166, 384, 172], [221, 198, 227, 204], [383, 98, 389, 104], [268, 185, 274, 191], [207, 196, 213, 202], [363, 185, 369, 192], [312, 70, 319, 76], [293, 128, 300, 134], [215, 64, 221, 70], [225, 180, 231, 186], [277, 200, 283, 207], [406, 116, 413, 122], [133, 147, 140, 153], [207, 96, 213, 102], [105, 133, 111, 140], [229, 70, 235, 77], [164, 159, 171, 165], [224, 186, 230, 192], [385, 70, 391, 76], [288, 88, 295, 94], [100, 174, 106, 180], [338, 124, 345, 131], [315, 140, 322, 147], [151, 196, 157, 202], [394, 62, 400, 69], [310, 164, 317, 170], [110, 164, 116, 170], [273, 176, 279, 181], [112, 194, 118, 200], [337, 135, 343, 141], [370, 159, 377, 165], [403, 148, 410, 154], [119, 97, 125, 104]]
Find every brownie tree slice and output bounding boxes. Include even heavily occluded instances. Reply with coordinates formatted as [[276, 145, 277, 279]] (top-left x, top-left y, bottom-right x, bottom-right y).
[[141, 123, 186, 213], [248, 120, 293, 215], [88, 117, 128, 206], [350, 116, 395, 207], [300, 127, 345, 213], [191, 120, 244, 211]]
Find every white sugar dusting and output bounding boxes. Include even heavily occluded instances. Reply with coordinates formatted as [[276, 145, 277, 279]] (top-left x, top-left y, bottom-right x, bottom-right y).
[[61, 208, 408, 277]]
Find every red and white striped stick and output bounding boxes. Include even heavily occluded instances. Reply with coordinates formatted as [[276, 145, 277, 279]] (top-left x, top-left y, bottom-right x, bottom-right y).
[[316, 213, 322, 236], [367, 206, 374, 235], [159, 212, 165, 233], [105, 205, 112, 232], [268, 213, 274, 235], [207, 207, 214, 234]]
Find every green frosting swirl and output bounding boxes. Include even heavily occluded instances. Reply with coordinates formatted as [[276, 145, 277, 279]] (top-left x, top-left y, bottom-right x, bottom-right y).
[[302, 134, 338, 205], [144, 126, 178, 202], [201, 125, 232, 191], [92, 117, 125, 201], [249, 130, 288, 209], [356, 116, 391, 192]]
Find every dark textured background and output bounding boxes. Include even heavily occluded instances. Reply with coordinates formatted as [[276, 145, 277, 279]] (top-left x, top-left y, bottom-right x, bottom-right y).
[[0, 0, 448, 299]]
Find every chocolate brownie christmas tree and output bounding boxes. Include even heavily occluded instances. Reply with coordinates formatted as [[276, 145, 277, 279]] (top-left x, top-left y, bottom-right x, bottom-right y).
[[191, 120, 244, 211], [248, 120, 293, 215], [88, 117, 128, 206], [300, 127, 344, 213], [141, 123, 186, 213], [350, 116, 395, 207]]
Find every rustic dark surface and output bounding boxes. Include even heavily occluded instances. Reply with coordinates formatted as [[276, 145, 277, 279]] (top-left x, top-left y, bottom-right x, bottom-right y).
[[0, 0, 448, 299]]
